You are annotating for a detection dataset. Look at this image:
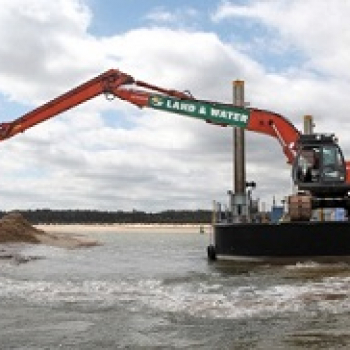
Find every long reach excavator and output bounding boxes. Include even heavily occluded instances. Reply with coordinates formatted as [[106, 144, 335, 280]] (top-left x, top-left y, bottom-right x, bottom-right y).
[[1, 69, 350, 224]]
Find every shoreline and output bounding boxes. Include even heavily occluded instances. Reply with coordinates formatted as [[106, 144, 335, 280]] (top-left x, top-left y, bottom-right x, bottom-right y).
[[35, 223, 211, 233]]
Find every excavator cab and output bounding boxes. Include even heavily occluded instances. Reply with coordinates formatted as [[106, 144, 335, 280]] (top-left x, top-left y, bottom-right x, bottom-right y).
[[292, 134, 349, 196]]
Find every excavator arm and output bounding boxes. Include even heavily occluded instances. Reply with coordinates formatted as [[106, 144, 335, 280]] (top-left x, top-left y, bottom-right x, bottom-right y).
[[3, 68, 349, 221], [0, 69, 300, 165], [0, 69, 133, 140]]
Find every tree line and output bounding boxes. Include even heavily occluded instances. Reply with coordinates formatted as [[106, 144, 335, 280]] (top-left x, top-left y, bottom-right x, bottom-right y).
[[0, 209, 212, 225]]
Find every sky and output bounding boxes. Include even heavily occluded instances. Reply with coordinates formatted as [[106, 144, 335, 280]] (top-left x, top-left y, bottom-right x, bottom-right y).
[[1, 0, 350, 212]]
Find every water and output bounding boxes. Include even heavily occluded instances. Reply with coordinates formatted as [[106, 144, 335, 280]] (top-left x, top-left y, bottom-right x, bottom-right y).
[[1, 227, 350, 349]]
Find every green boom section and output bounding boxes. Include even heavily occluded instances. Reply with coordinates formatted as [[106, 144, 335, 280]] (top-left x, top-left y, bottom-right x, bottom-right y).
[[148, 95, 250, 127]]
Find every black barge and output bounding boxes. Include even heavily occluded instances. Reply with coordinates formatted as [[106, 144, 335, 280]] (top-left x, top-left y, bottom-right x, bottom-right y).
[[208, 221, 350, 263]]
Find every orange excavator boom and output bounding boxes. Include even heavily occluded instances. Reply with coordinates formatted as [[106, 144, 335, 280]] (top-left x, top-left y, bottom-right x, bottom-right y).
[[0, 69, 300, 165]]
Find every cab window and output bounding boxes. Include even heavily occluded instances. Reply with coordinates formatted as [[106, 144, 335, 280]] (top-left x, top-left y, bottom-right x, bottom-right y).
[[322, 145, 345, 182]]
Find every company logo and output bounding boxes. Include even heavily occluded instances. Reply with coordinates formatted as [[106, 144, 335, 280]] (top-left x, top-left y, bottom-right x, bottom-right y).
[[150, 96, 164, 107]]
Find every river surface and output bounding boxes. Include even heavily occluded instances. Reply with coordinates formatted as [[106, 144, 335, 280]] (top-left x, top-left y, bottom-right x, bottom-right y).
[[1, 226, 350, 349]]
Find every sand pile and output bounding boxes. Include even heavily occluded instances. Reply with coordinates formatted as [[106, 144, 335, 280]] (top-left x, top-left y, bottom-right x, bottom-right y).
[[0, 212, 41, 244], [0, 212, 98, 248]]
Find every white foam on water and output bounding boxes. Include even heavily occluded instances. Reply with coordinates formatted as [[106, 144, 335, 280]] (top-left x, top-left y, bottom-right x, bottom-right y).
[[0, 276, 163, 306], [285, 261, 323, 269], [140, 276, 350, 319], [1, 274, 349, 320], [284, 261, 350, 270]]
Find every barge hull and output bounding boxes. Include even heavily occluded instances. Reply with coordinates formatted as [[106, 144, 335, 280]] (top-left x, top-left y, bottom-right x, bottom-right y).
[[213, 221, 350, 263]]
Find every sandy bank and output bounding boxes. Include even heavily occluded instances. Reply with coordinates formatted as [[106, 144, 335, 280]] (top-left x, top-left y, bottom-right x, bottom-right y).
[[35, 223, 211, 234], [0, 212, 99, 249]]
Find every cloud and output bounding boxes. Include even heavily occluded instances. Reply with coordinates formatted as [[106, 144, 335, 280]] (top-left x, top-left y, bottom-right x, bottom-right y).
[[144, 7, 176, 24], [0, 0, 103, 104], [212, 0, 350, 79], [144, 6, 199, 28]]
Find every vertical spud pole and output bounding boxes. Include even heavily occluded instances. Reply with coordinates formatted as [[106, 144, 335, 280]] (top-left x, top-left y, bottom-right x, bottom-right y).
[[232, 80, 247, 222], [233, 80, 246, 195]]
